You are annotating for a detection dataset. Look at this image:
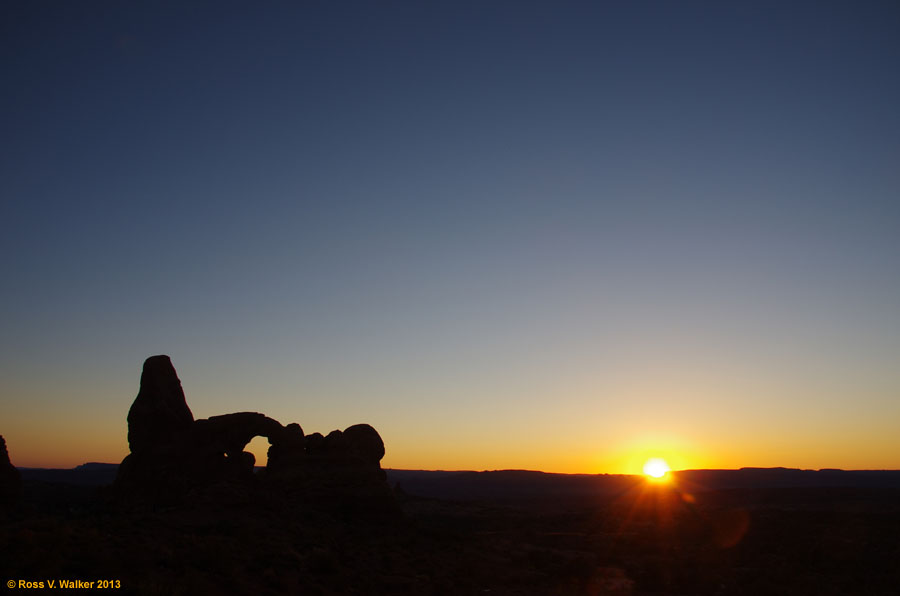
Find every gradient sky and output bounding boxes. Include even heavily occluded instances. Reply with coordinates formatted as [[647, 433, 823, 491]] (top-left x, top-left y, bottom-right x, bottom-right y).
[[2, 1, 899, 473]]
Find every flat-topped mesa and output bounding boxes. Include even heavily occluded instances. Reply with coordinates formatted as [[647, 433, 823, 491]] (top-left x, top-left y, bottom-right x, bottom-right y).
[[127, 355, 193, 455], [0, 435, 23, 510]]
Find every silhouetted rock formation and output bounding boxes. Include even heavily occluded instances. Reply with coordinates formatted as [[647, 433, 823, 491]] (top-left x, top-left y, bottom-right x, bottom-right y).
[[115, 356, 396, 517], [193, 412, 284, 462], [126, 355, 193, 455], [343, 424, 386, 465], [264, 422, 394, 516], [0, 435, 22, 510], [266, 422, 305, 471]]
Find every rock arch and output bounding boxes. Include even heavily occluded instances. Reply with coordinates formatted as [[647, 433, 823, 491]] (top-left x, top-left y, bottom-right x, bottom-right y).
[[115, 356, 391, 515], [192, 412, 286, 460]]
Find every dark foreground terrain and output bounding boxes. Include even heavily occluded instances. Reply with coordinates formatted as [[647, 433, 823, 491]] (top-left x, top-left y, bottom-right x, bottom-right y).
[[2, 467, 899, 595]]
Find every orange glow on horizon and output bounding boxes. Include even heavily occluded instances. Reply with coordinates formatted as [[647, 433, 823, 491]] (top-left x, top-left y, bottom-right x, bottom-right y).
[[5, 424, 900, 473]]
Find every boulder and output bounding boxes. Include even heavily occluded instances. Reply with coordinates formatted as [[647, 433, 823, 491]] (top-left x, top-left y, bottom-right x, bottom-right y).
[[342, 424, 385, 465], [324, 429, 345, 451], [304, 432, 326, 455]]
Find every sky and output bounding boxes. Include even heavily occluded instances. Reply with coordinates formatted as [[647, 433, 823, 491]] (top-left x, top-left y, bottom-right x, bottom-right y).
[[2, 1, 899, 473]]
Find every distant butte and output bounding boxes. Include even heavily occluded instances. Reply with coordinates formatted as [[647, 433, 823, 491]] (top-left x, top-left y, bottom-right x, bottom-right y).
[[115, 355, 395, 516]]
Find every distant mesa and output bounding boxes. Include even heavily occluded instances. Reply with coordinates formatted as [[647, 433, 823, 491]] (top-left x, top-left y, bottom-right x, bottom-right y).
[[0, 434, 23, 511], [115, 355, 394, 516]]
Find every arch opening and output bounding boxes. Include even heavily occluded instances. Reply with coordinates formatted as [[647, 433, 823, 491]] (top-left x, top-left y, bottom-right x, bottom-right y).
[[246, 435, 270, 468]]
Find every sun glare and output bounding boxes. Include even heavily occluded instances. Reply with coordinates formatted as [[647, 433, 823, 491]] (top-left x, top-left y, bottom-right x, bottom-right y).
[[643, 457, 671, 480]]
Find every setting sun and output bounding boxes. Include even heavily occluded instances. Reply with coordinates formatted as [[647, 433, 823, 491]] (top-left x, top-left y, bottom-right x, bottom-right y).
[[643, 458, 671, 480]]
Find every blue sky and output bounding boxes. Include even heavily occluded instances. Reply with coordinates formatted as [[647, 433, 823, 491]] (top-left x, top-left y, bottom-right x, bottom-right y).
[[2, 1, 899, 471]]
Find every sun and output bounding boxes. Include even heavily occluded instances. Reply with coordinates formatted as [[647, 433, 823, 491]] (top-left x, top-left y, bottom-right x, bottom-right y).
[[643, 457, 671, 480]]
